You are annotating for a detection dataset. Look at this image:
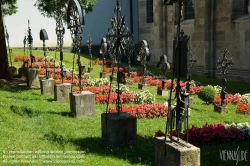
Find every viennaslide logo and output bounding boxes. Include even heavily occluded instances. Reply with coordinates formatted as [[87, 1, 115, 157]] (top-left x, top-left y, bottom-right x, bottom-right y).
[[219, 146, 248, 165]]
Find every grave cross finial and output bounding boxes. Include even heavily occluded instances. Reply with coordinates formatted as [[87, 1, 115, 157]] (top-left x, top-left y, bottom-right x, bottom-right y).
[[216, 48, 234, 78]]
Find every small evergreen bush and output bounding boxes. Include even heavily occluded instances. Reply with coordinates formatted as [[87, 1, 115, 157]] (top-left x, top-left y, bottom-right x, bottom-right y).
[[198, 86, 217, 104]]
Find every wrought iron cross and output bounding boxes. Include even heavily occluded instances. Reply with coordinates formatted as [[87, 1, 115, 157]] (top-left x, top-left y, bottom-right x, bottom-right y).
[[56, 4, 66, 82], [67, 0, 85, 93], [27, 20, 35, 68], [87, 34, 93, 68], [216, 48, 234, 106], [216, 48, 234, 78], [106, 0, 134, 115]]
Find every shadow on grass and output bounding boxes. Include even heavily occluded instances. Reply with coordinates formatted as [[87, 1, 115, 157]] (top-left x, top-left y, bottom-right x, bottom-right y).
[[10, 104, 72, 118], [0, 82, 29, 92], [70, 135, 155, 165], [10, 105, 41, 118], [47, 111, 73, 118]]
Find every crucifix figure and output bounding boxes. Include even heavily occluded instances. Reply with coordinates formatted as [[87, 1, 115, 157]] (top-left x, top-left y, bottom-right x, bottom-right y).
[[216, 48, 234, 106]]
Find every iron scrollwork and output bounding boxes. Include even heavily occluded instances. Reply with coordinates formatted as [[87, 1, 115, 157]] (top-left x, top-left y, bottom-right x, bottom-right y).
[[67, 0, 85, 93]]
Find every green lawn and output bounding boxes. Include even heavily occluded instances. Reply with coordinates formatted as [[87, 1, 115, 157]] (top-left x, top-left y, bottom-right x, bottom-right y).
[[0, 49, 249, 166]]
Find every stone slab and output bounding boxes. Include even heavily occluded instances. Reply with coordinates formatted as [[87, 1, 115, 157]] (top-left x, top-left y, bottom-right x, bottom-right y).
[[70, 91, 95, 118], [101, 112, 137, 147], [9, 66, 17, 78], [100, 71, 106, 78], [138, 83, 148, 90], [155, 136, 200, 166], [18, 67, 27, 81], [157, 89, 168, 96], [54, 83, 72, 102], [214, 105, 228, 113], [26, 68, 40, 89], [88, 67, 93, 73], [40, 78, 55, 95]]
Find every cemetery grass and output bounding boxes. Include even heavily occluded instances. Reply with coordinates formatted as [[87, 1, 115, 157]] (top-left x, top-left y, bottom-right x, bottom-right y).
[[0, 49, 249, 166]]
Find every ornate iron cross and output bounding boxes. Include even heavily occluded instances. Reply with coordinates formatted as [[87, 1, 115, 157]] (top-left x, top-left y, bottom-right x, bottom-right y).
[[137, 40, 150, 85], [216, 48, 234, 106], [87, 34, 93, 69], [27, 20, 35, 67], [56, 4, 66, 82], [106, 0, 134, 115], [67, 0, 85, 93], [216, 48, 234, 78], [106, 0, 134, 63]]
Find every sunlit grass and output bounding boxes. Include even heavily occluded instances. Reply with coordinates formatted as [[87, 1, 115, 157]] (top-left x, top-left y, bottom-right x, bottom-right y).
[[0, 49, 249, 166]]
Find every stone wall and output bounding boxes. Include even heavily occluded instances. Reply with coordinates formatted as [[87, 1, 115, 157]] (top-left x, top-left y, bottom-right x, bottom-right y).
[[138, 0, 250, 82]]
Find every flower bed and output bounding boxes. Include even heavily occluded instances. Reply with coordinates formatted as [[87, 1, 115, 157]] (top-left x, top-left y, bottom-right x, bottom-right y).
[[108, 102, 168, 118], [155, 122, 250, 146]]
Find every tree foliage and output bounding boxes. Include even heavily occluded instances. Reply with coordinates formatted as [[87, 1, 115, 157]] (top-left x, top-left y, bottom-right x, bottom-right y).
[[34, 0, 98, 21], [1, 0, 18, 16]]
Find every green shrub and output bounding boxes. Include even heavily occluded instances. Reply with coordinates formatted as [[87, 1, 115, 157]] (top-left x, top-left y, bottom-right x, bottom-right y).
[[198, 86, 217, 104]]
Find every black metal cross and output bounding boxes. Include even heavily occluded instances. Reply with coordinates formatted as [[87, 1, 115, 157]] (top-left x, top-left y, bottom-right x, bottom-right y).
[[87, 34, 93, 68], [106, 0, 134, 115], [216, 48, 234, 78]]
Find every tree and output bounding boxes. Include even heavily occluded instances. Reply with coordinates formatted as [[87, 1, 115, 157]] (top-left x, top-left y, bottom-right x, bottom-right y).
[[0, 0, 97, 79], [0, 0, 17, 79]]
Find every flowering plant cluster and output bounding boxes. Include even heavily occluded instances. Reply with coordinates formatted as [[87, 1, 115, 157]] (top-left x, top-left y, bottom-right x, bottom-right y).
[[24, 61, 55, 68], [14, 55, 43, 62], [93, 59, 112, 66], [225, 122, 250, 140], [213, 93, 242, 105], [157, 80, 172, 90], [189, 85, 204, 95], [235, 103, 250, 114], [171, 123, 245, 146], [112, 84, 130, 93], [95, 92, 136, 104], [82, 85, 111, 95], [242, 93, 250, 104], [87, 78, 109, 87], [134, 90, 155, 104], [103, 67, 125, 73], [108, 102, 168, 118]]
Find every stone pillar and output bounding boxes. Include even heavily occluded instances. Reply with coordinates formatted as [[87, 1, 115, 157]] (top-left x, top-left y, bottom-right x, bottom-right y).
[[138, 83, 148, 90], [18, 67, 27, 80], [26, 68, 40, 89], [40, 78, 55, 95], [100, 71, 106, 78], [157, 89, 168, 96], [101, 112, 137, 147], [70, 91, 95, 118], [54, 83, 72, 102], [155, 136, 200, 166], [88, 67, 93, 73]]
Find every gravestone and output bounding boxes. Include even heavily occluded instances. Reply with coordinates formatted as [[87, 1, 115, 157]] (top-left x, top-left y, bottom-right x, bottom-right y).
[[67, 0, 95, 118], [155, 136, 200, 166], [101, 112, 137, 147], [39, 29, 55, 95], [40, 78, 54, 95], [26, 68, 40, 88], [70, 91, 95, 118], [214, 48, 234, 113], [54, 83, 71, 102], [102, 0, 136, 147]]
